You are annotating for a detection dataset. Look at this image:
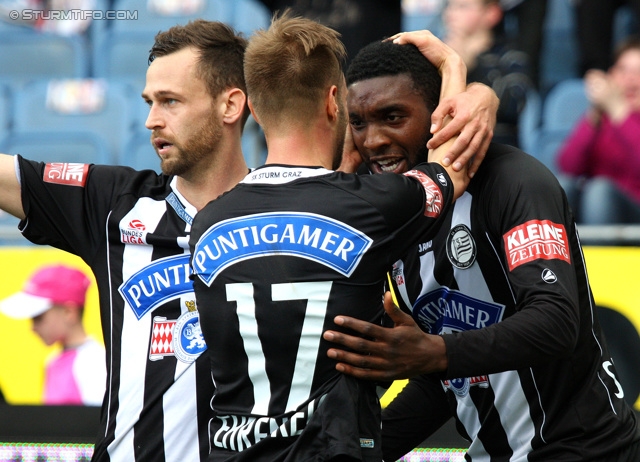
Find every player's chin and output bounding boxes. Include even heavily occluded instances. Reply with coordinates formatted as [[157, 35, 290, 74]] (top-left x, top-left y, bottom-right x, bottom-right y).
[[159, 157, 181, 176]]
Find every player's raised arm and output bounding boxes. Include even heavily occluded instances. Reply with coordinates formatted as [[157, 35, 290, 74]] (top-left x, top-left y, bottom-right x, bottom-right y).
[[0, 154, 25, 219]]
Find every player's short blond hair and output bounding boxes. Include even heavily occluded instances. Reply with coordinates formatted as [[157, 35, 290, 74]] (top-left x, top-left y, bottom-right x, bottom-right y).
[[244, 10, 347, 127]]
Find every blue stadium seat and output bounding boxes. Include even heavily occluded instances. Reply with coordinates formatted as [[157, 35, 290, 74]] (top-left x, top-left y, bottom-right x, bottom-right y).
[[0, 83, 11, 145], [122, 130, 161, 173], [12, 79, 138, 163], [401, 5, 445, 38], [534, 132, 572, 174], [540, 0, 637, 95], [614, 5, 639, 46], [540, 0, 580, 95], [4, 130, 112, 165], [92, 0, 232, 82], [92, 30, 155, 88], [110, 0, 230, 32], [542, 78, 589, 132], [93, 0, 268, 83], [227, 0, 271, 37], [518, 88, 542, 157], [130, 88, 150, 128], [520, 78, 589, 173], [0, 30, 89, 86]]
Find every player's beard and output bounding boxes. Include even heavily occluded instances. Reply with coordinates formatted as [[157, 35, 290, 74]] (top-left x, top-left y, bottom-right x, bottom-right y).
[[159, 115, 223, 177]]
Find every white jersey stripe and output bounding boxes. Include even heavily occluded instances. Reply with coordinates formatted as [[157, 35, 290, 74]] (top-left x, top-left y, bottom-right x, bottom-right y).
[[163, 352, 201, 462], [452, 194, 492, 303], [456, 393, 488, 461], [490, 371, 534, 461], [109, 197, 169, 461]]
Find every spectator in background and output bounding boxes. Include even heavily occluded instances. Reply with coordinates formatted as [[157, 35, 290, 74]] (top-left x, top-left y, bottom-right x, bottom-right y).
[[258, 0, 402, 63], [576, 0, 640, 75], [497, 0, 548, 89], [443, 0, 533, 147], [557, 35, 640, 224], [0, 264, 105, 406]]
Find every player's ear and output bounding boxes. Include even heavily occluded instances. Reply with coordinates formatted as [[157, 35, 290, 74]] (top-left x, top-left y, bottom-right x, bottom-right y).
[[325, 85, 340, 122], [222, 88, 247, 125]]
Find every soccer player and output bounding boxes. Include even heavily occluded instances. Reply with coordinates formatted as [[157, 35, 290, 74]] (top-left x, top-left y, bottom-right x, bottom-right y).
[[323, 34, 640, 461], [0, 20, 249, 461], [189, 12, 474, 461]]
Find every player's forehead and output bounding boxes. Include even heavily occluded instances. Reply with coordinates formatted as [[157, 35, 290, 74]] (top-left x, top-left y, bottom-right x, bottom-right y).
[[142, 47, 205, 99], [348, 74, 423, 114]]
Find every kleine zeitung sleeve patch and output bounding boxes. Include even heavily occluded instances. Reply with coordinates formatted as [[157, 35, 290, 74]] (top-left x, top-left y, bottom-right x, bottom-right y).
[[503, 219, 571, 271], [403, 169, 443, 218], [43, 163, 89, 187]]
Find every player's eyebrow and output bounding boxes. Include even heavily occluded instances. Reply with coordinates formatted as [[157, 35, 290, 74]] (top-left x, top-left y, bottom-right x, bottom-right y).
[[141, 90, 181, 100], [349, 103, 408, 118]]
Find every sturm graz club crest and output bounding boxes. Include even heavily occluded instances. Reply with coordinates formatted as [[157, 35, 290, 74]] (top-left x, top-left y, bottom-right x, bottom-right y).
[[173, 309, 207, 363], [446, 224, 477, 269], [446, 377, 471, 397]]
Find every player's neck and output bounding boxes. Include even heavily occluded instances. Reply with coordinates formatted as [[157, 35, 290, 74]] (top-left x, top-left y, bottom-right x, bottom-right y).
[[264, 127, 337, 170]]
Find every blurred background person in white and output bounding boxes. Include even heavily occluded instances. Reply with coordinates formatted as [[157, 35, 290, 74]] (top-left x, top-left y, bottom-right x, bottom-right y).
[[0, 264, 105, 406]]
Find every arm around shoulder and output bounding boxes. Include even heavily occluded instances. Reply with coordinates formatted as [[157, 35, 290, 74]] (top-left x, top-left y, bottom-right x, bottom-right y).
[[0, 154, 26, 220]]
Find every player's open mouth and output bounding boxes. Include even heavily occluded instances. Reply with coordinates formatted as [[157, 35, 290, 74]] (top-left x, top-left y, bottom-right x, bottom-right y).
[[376, 158, 404, 173], [154, 138, 174, 154]]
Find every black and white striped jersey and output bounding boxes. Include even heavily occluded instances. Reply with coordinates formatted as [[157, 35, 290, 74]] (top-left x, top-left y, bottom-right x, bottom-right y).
[[17, 157, 214, 462], [383, 144, 640, 462], [189, 164, 454, 462]]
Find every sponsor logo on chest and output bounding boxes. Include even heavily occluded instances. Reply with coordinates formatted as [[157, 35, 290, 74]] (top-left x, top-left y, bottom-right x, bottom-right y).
[[412, 287, 505, 335], [119, 254, 192, 319], [120, 219, 148, 245]]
